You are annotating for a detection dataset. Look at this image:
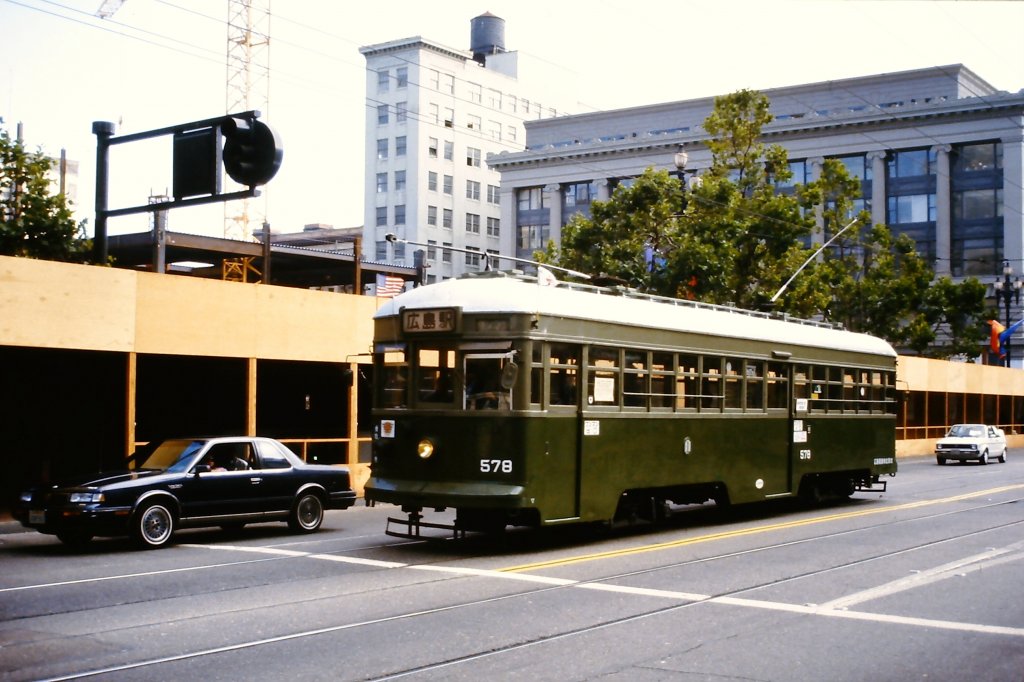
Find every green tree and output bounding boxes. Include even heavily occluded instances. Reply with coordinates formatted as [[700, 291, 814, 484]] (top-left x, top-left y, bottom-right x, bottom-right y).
[[0, 127, 90, 261]]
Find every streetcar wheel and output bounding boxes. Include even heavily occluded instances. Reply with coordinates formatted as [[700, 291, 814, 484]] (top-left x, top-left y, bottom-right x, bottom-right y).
[[288, 492, 324, 532], [979, 449, 989, 465], [133, 502, 174, 548]]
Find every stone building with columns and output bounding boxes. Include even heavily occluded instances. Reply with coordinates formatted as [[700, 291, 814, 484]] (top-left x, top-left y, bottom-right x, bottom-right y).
[[488, 64, 1024, 351]]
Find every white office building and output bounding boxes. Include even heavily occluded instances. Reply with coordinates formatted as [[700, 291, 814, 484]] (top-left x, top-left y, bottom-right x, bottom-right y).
[[489, 65, 1024, 290], [360, 13, 573, 280]]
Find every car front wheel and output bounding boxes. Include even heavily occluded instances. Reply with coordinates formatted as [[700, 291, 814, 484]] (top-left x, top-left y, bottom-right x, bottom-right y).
[[288, 492, 324, 533], [936, 456, 946, 466], [979, 449, 989, 465], [998, 448, 1008, 464], [133, 502, 175, 548]]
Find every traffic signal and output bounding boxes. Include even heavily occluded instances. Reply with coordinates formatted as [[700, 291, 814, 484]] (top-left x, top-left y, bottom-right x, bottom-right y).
[[221, 116, 283, 187]]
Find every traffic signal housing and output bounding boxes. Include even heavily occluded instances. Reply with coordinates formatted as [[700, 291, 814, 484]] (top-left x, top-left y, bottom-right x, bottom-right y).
[[221, 116, 284, 187]]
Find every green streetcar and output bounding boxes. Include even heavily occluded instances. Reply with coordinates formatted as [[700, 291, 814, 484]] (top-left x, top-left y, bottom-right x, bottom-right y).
[[365, 271, 898, 536]]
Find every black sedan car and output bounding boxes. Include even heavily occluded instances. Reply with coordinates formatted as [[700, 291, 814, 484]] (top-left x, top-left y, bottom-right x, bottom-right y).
[[13, 437, 357, 548]]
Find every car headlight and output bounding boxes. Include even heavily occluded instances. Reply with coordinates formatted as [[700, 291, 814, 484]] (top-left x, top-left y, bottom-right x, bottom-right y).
[[417, 438, 435, 460], [19, 491, 33, 503], [69, 492, 105, 504]]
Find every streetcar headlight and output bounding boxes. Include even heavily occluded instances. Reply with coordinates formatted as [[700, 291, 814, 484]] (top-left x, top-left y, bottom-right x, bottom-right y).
[[417, 439, 435, 460]]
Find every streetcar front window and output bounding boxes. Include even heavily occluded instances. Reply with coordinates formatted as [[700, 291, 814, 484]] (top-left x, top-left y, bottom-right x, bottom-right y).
[[465, 354, 514, 410], [377, 351, 408, 408], [418, 348, 457, 405]]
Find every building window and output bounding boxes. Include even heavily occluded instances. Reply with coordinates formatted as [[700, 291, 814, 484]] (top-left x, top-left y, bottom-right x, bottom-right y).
[[563, 182, 595, 208], [441, 73, 454, 94], [466, 213, 480, 234], [428, 171, 438, 192], [427, 205, 438, 226], [487, 216, 500, 237], [465, 246, 481, 268], [376, 206, 387, 227], [428, 137, 438, 158], [428, 103, 439, 125], [488, 88, 502, 109], [442, 241, 453, 263], [396, 66, 408, 89], [396, 136, 407, 157], [466, 147, 481, 168], [395, 204, 406, 225], [442, 208, 453, 229], [517, 224, 548, 254], [467, 114, 481, 131], [376, 173, 387, 193], [468, 82, 482, 103], [488, 120, 501, 141], [443, 174, 453, 195], [376, 139, 388, 160], [517, 187, 544, 211], [443, 141, 454, 161], [427, 239, 437, 260], [428, 69, 439, 90], [377, 104, 389, 126], [395, 170, 406, 191], [508, 126, 518, 145], [487, 184, 500, 204], [466, 180, 480, 200], [888, 148, 936, 178], [377, 69, 389, 93], [443, 108, 454, 128], [955, 142, 1003, 172], [888, 194, 935, 223], [376, 240, 388, 259], [395, 102, 407, 124], [394, 242, 405, 260], [507, 95, 517, 114]]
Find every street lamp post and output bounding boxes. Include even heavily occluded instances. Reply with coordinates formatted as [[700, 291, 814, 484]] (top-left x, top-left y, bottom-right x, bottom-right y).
[[993, 259, 1021, 367]]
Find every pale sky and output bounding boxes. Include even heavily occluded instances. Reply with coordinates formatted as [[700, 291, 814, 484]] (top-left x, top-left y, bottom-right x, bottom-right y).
[[2, 0, 1022, 238]]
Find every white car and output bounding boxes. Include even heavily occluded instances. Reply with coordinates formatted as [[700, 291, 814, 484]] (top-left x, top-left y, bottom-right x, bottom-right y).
[[935, 424, 1008, 465]]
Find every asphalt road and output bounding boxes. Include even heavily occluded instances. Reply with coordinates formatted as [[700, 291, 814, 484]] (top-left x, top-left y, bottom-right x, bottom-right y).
[[1, 453, 1023, 681]]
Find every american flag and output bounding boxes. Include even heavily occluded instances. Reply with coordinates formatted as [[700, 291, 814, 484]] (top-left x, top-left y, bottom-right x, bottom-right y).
[[376, 274, 405, 298]]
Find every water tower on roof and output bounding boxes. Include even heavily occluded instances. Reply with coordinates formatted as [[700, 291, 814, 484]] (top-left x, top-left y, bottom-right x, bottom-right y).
[[470, 12, 506, 65]]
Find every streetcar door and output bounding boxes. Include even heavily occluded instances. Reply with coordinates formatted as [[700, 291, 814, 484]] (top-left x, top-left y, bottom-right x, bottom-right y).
[[541, 344, 582, 521], [789, 363, 810, 493]]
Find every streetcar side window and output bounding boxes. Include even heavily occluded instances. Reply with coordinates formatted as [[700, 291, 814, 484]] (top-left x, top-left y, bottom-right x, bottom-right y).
[[549, 343, 580, 407], [623, 350, 648, 409], [377, 351, 408, 408], [745, 360, 765, 411], [701, 356, 723, 411], [766, 362, 788, 410], [588, 346, 619, 407], [724, 357, 743, 410], [530, 342, 543, 406], [650, 352, 674, 410], [676, 354, 699, 412]]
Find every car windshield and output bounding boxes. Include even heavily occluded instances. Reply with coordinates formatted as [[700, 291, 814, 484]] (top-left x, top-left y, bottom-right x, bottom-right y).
[[137, 439, 207, 473], [948, 425, 984, 438]]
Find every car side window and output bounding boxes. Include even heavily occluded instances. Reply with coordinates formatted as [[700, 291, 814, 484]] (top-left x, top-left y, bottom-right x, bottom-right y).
[[254, 440, 292, 470], [203, 443, 252, 472]]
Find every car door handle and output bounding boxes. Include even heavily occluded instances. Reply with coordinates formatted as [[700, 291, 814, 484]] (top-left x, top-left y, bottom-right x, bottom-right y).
[[249, 477, 263, 485]]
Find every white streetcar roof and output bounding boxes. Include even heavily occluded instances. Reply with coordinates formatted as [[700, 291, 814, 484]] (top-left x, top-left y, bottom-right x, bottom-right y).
[[375, 275, 897, 359]]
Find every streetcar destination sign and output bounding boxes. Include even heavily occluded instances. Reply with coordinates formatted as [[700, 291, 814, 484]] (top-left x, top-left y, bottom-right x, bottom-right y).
[[402, 307, 459, 333]]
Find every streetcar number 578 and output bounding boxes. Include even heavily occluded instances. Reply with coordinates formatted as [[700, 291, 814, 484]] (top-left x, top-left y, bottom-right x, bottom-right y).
[[480, 459, 512, 473]]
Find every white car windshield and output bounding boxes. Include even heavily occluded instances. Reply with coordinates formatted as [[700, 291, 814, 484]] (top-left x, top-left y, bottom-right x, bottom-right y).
[[948, 425, 984, 438]]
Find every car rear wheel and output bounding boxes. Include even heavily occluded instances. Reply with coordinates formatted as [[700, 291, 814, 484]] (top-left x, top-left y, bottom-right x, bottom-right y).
[[133, 502, 175, 548], [979, 449, 989, 465], [288, 491, 324, 533]]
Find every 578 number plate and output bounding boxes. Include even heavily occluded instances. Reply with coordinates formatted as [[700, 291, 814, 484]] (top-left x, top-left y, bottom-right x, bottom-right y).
[[480, 459, 512, 473]]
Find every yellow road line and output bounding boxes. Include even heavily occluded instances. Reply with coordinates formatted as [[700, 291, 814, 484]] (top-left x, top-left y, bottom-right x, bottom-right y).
[[500, 484, 1024, 573]]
